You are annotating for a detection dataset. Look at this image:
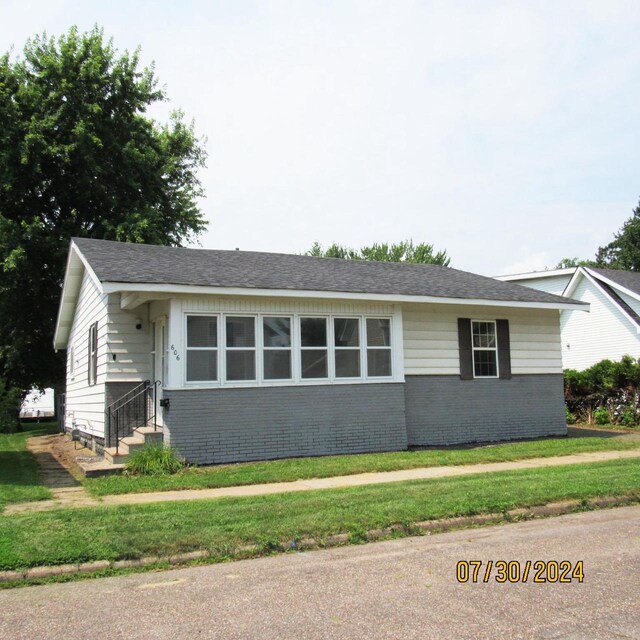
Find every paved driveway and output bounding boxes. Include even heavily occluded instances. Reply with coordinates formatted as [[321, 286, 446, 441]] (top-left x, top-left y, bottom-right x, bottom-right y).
[[1, 506, 639, 639]]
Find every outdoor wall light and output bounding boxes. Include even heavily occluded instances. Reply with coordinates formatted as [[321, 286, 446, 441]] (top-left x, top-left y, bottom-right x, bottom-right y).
[[135, 317, 142, 330]]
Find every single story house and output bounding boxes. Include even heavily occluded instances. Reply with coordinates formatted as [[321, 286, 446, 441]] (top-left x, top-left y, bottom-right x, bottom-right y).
[[497, 266, 640, 371], [54, 238, 586, 465]]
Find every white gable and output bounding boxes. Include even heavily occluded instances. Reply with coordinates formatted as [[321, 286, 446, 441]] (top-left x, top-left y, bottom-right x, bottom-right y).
[[561, 275, 640, 370]]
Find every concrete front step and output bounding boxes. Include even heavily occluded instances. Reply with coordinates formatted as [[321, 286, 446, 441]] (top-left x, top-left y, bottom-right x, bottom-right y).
[[103, 425, 163, 466]]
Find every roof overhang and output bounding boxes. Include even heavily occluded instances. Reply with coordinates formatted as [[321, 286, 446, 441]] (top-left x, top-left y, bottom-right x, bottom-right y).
[[53, 241, 103, 350], [494, 267, 576, 281], [103, 281, 589, 312]]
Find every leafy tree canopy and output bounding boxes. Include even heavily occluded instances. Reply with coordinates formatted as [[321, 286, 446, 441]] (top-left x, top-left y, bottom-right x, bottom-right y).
[[596, 200, 640, 270], [553, 257, 597, 269], [0, 26, 207, 391], [306, 240, 450, 266]]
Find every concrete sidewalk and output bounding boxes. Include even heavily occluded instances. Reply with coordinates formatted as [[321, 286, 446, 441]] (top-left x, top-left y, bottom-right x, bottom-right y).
[[5, 447, 640, 515]]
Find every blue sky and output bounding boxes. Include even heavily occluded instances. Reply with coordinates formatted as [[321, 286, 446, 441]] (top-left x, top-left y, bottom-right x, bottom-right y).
[[2, 0, 639, 275]]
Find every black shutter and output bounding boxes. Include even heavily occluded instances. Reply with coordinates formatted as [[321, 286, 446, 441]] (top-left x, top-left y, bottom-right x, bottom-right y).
[[496, 319, 512, 379], [458, 318, 473, 380]]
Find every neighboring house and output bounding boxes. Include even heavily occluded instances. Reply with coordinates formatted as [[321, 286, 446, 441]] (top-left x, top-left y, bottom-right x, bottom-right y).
[[20, 388, 55, 419], [497, 266, 640, 371], [54, 238, 586, 465]]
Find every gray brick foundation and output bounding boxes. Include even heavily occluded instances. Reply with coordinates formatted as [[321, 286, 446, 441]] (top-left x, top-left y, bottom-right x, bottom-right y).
[[160, 375, 566, 464], [404, 374, 567, 446], [163, 384, 407, 464]]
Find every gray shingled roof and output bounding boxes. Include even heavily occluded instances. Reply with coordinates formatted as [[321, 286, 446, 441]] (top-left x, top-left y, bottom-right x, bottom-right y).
[[73, 237, 582, 305], [588, 267, 640, 297]]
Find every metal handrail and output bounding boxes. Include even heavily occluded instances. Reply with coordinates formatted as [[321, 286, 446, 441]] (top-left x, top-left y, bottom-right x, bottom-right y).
[[107, 380, 151, 412], [107, 380, 161, 454]]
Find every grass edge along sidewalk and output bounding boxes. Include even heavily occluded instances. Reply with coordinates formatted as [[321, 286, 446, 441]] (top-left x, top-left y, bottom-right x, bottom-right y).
[[1, 457, 639, 584], [84, 435, 640, 497], [2, 494, 637, 587]]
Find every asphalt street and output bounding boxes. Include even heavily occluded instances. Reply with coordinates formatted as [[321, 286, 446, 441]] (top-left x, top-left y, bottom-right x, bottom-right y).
[[1, 505, 639, 639]]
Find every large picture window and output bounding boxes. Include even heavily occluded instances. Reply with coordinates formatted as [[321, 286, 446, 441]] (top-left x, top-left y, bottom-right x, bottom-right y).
[[186, 316, 218, 381], [183, 312, 395, 386], [471, 321, 498, 378]]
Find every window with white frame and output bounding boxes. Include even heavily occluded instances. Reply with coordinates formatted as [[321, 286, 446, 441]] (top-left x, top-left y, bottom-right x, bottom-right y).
[[334, 318, 360, 378], [183, 313, 395, 386], [186, 316, 218, 381], [471, 321, 498, 378], [300, 317, 328, 379], [366, 318, 392, 377], [263, 317, 292, 380], [226, 316, 256, 381]]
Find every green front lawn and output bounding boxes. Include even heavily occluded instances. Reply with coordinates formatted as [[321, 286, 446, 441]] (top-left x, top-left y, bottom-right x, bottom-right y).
[[85, 435, 640, 496], [2, 458, 639, 572], [0, 423, 57, 510]]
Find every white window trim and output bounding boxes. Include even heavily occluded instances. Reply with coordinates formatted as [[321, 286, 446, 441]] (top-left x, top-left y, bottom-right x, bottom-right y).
[[262, 315, 294, 382], [179, 311, 401, 389], [185, 315, 219, 383], [224, 314, 257, 383], [365, 316, 394, 379], [471, 319, 499, 379], [300, 315, 330, 381], [333, 316, 362, 379]]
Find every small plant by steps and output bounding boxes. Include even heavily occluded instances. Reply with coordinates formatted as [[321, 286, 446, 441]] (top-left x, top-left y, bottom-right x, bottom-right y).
[[125, 444, 184, 476]]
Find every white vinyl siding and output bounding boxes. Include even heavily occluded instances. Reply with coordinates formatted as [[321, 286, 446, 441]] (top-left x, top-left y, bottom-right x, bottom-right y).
[[561, 277, 640, 370], [403, 303, 562, 375], [105, 293, 153, 382], [509, 274, 573, 296], [64, 271, 109, 436]]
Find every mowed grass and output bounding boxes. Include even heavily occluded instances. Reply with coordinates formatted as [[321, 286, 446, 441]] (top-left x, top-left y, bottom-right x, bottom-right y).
[[0, 423, 57, 510], [2, 458, 640, 571], [85, 435, 640, 496]]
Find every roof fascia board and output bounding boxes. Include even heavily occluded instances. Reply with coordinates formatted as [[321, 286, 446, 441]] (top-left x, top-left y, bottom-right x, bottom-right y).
[[71, 241, 104, 294], [495, 267, 576, 281], [101, 282, 588, 311], [562, 266, 586, 297], [52, 242, 105, 349], [584, 268, 640, 304], [53, 247, 79, 348]]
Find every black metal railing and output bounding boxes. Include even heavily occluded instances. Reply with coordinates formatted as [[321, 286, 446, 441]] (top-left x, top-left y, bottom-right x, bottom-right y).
[[106, 380, 160, 454]]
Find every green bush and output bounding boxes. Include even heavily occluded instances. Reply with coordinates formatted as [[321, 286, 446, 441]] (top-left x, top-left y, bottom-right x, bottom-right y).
[[593, 407, 609, 426], [565, 407, 577, 425], [564, 355, 640, 426], [125, 444, 184, 476], [620, 405, 638, 427]]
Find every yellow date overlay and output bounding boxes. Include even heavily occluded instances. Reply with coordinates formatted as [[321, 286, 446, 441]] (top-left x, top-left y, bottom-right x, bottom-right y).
[[456, 560, 584, 584]]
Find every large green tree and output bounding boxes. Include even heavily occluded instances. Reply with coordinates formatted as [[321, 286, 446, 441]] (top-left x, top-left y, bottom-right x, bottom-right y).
[[306, 240, 450, 266], [596, 199, 640, 270], [0, 27, 207, 393]]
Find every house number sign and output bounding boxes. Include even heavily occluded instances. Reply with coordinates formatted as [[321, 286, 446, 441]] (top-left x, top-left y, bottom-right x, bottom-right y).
[[170, 344, 181, 361]]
